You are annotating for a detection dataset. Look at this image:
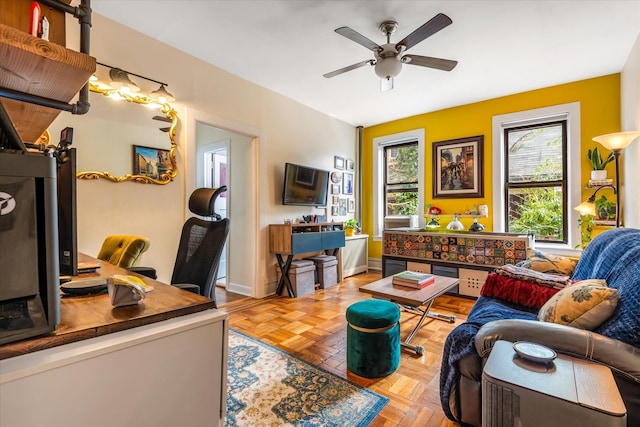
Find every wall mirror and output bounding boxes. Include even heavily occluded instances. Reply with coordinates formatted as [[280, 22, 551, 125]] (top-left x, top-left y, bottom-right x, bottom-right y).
[[75, 84, 178, 185]]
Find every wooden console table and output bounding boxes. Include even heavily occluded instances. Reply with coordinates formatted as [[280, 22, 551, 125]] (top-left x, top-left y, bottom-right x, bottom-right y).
[[269, 223, 345, 297]]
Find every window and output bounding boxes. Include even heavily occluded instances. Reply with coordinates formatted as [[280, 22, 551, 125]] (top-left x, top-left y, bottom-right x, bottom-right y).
[[504, 121, 567, 242], [384, 142, 418, 216], [492, 103, 581, 251], [373, 129, 425, 239]]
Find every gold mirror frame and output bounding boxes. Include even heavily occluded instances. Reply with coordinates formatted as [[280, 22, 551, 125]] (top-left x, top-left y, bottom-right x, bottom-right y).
[[76, 84, 178, 185]]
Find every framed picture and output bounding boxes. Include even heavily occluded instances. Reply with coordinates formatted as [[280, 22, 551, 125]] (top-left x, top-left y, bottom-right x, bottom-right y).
[[342, 172, 353, 195], [334, 156, 345, 170], [133, 145, 172, 179], [432, 135, 484, 199], [331, 206, 339, 216], [330, 171, 342, 183], [348, 198, 355, 213], [346, 159, 355, 171], [331, 184, 341, 194], [332, 195, 339, 205], [339, 198, 347, 216]]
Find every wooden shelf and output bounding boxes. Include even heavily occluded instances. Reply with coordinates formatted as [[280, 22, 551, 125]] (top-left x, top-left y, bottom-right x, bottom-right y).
[[424, 213, 488, 218], [0, 23, 95, 143]]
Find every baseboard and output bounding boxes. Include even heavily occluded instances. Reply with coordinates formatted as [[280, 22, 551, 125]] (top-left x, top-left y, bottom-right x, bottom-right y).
[[368, 257, 382, 271], [226, 281, 252, 297]]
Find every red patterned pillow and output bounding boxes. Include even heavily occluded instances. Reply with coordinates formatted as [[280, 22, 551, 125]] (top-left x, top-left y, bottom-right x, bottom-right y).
[[480, 273, 561, 309]]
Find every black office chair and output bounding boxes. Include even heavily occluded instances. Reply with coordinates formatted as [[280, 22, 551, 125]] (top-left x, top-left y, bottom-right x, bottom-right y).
[[170, 186, 230, 305], [136, 187, 229, 306]]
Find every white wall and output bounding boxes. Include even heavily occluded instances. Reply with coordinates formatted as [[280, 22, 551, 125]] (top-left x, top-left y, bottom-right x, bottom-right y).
[[50, 14, 356, 297], [621, 33, 640, 229]]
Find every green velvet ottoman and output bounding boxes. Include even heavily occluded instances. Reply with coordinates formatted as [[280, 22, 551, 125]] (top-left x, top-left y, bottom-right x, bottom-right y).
[[346, 299, 401, 378]]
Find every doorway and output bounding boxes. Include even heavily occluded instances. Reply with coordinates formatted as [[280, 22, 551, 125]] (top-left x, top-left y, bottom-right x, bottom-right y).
[[202, 141, 229, 285], [190, 113, 260, 298]]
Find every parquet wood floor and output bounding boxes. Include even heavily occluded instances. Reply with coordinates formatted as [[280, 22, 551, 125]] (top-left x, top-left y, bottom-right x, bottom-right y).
[[219, 271, 475, 427]]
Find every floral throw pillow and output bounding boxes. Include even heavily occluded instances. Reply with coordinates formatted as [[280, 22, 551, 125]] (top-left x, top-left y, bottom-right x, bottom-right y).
[[517, 249, 578, 276], [537, 279, 619, 330]]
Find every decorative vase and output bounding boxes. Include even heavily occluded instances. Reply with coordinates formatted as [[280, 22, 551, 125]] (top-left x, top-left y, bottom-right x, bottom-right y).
[[591, 170, 607, 181]]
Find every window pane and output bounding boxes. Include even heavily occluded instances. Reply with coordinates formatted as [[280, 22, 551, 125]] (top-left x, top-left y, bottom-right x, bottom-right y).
[[507, 186, 564, 241], [386, 190, 418, 216], [507, 123, 563, 183], [386, 144, 418, 185]]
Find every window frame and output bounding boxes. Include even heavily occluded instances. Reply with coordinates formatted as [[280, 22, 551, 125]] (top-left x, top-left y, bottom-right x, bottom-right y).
[[373, 129, 425, 240], [492, 102, 581, 253], [384, 141, 419, 216], [504, 120, 568, 243]]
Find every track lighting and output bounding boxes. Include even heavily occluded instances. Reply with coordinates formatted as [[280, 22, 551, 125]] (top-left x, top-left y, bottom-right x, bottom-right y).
[[90, 62, 175, 105]]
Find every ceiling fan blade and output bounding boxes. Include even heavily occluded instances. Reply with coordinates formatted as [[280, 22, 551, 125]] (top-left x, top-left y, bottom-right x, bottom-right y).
[[396, 13, 453, 51], [159, 127, 170, 133], [323, 60, 374, 78], [403, 54, 458, 71], [380, 77, 394, 92], [335, 27, 381, 51]]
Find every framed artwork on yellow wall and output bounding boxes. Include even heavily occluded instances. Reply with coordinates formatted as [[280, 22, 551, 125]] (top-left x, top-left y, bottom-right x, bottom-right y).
[[433, 135, 484, 199]]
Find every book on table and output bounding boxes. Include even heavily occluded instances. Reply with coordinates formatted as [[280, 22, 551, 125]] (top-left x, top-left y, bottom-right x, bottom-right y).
[[392, 271, 435, 288]]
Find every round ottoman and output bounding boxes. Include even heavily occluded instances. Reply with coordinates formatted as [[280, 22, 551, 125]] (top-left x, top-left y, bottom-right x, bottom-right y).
[[346, 299, 401, 378]]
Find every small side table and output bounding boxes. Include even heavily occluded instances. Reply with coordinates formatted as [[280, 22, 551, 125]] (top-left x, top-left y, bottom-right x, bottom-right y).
[[482, 340, 626, 427]]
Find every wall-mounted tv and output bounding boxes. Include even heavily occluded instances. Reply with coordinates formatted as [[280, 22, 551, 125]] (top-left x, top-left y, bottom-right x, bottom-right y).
[[282, 163, 329, 207]]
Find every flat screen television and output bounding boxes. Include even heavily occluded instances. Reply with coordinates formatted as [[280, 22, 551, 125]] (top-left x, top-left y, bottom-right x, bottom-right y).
[[282, 163, 329, 207]]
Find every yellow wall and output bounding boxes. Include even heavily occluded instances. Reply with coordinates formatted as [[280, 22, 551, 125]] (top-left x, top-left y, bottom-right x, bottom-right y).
[[362, 74, 621, 258]]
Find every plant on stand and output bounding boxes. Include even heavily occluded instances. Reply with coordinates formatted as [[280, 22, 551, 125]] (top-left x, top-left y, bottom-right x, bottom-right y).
[[343, 218, 358, 237], [587, 147, 614, 181]]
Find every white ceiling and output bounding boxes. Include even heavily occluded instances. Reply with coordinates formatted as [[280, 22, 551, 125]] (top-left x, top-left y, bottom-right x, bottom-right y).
[[91, 1, 640, 127]]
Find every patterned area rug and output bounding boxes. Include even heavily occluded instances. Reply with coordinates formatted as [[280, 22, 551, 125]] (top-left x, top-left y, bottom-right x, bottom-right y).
[[225, 329, 388, 426]]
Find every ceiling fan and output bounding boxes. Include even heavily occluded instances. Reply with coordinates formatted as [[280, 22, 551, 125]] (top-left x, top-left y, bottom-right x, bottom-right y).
[[323, 13, 458, 91]]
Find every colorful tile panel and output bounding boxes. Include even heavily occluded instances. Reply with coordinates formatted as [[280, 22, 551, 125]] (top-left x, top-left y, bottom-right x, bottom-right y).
[[383, 231, 529, 267]]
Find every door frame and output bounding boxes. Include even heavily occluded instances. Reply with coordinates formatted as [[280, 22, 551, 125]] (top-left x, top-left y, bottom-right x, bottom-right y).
[[184, 108, 266, 297]]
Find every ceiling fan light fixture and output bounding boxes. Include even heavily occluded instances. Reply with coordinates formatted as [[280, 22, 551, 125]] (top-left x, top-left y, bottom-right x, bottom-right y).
[[374, 57, 402, 79]]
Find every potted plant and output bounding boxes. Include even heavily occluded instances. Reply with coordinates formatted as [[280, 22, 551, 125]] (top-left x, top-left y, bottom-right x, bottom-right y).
[[587, 147, 614, 181], [343, 218, 358, 236], [595, 195, 616, 220]]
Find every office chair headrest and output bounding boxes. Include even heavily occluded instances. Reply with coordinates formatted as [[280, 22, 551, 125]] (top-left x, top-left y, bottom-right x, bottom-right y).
[[189, 186, 227, 219]]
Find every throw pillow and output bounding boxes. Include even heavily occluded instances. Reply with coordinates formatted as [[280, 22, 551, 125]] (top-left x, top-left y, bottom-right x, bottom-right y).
[[480, 273, 561, 310], [517, 249, 578, 276], [537, 279, 619, 330]]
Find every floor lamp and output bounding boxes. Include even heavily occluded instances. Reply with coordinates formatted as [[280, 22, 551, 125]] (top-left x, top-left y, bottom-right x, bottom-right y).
[[591, 131, 640, 227]]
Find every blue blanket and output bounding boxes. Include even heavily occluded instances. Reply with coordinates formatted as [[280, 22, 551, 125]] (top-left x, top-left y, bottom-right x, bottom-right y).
[[439, 297, 537, 423]]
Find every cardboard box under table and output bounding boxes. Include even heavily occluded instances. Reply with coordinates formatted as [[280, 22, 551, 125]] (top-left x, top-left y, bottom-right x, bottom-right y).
[[277, 259, 316, 297], [306, 255, 338, 288]]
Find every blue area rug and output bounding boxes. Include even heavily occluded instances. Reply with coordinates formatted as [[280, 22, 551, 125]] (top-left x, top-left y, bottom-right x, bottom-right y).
[[225, 329, 388, 426]]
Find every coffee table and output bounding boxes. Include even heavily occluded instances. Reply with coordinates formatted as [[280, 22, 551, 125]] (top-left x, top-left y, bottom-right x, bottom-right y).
[[359, 274, 459, 355]]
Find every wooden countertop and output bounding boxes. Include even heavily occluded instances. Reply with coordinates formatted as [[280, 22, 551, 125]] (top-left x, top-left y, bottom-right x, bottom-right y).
[[0, 255, 216, 360]]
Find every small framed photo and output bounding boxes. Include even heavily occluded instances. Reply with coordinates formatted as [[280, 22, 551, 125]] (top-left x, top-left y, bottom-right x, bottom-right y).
[[346, 159, 354, 172], [339, 198, 347, 216], [331, 184, 341, 194], [342, 172, 353, 195], [330, 171, 342, 183], [348, 198, 355, 213], [332, 195, 339, 205], [331, 206, 339, 216], [133, 145, 171, 179], [334, 156, 345, 170]]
